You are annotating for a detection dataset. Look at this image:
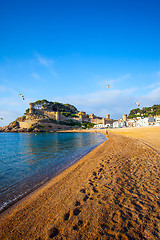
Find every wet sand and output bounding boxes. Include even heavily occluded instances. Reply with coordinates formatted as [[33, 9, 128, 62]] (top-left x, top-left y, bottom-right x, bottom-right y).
[[0, 128, 160, 239]]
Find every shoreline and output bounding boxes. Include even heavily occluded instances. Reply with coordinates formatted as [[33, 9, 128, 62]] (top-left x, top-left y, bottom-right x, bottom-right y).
[[0, 131, 107, 215], [0, 128, 160, 239]]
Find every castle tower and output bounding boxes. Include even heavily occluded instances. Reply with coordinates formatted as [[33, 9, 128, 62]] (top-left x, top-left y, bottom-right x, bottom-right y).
[[56, 111, 60, 122], [29, 103, 35, 114], [102, 118, 105, 125], [89, 113, 94, 119], [106, 114, 110, 119], [123, 114, 127, 121]]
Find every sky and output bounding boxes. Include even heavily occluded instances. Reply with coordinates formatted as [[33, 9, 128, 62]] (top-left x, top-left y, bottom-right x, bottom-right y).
[[0, 0, 160, 126]]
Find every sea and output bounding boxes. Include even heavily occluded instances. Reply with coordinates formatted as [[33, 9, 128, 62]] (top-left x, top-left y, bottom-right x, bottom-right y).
[[0, 132, 106, 213]]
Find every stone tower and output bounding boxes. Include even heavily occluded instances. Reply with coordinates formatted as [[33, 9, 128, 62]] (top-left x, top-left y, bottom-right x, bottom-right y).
[[29, 103, 35, 114], [106, 114, 110, 119], [123, 114, 127, 121], [89, 113, 94, 119], [56, 111, 60, 122]]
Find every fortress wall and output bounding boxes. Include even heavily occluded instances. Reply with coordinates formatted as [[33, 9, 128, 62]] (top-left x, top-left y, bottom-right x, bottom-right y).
[[59, 114, 66, 121], [90, 118, 103, 125], [28, 107, 82, 123], [72, 117, 81, 122], [43, 111, 57, 120], [18, 121, 36, 129]]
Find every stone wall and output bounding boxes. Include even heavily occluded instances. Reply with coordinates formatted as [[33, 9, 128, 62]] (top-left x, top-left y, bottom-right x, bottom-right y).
[[18, 120, 39, 129]]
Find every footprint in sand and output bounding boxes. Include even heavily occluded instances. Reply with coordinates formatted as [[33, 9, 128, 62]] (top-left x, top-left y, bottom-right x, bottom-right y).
[[64, 211, 70, 221], [98, 168, 104, 173], [83, 194, 90, 202], [89, 182, 94, 186], [80, 189, 86, 193], [73, 208, 81, 216], [92, 186, 98, 193], [75, 200, 80, 206], [49, 227, 59, 238], [73, 224, 78, 231]]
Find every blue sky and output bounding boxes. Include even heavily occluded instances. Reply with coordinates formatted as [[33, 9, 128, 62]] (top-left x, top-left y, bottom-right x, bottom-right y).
[[0, 0, 160, 126]]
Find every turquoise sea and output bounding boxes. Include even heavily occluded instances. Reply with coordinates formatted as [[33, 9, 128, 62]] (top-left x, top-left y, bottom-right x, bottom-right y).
[[0, 132, 106, 212]]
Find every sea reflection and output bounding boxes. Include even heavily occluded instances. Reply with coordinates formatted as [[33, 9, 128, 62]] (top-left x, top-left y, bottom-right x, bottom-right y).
[[0, 132, 106, 212]]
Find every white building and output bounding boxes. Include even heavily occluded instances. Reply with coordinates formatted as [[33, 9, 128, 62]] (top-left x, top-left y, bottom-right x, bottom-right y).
[[155, 116, 160, 125], [113, 121, 127, 128], [136, 117, 156, 127], [94, 123, 112, 129], [126, 119, 137, 127]]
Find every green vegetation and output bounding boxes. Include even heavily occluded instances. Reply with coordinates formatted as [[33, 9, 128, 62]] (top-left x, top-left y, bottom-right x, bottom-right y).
[[82, 122, 95, 129], [49, 118, 81, 127], [59, 120, 81, 127], [39, 124, 44, 128], [8, 120, 19, 129], [16, 116, 26, 121], [49, 118, 57, 123], [33, 100, 78, 116], [31, 123, 45, 129], [25, 108, 29, 114], [61, 112, 79, 118], [128, 104, 160, 119]]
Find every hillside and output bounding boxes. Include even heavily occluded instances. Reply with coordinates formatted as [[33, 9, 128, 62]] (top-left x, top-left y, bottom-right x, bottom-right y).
[[0, 100, 93, 132], [128, 104, 160, 119], [26, 99, 78, 118]]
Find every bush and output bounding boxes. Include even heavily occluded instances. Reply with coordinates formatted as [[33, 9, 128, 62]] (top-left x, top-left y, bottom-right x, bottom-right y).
[[59, 121, 81, 126], [71, 114, 79, 118], [39, 124, 44, 128], [25, 108, 29, 114], [49, 118, 57, 123], [82, 122, 94, 128]]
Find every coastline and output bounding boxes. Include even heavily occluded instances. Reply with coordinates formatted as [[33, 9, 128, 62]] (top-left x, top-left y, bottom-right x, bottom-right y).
[[0, 131, 106, 214], [0, 128, 160, 239]]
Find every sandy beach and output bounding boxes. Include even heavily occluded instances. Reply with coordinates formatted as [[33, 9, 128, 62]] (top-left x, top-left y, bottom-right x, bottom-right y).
[[0, 127, 160, 240]]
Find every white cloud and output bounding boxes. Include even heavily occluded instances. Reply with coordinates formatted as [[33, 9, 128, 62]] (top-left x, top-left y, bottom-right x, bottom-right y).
[[35, 52, 54, 66], [35, 53, 57, 77], [55, 81, 160, 119], [31, 73, 40, 79], [108, 73, 131, 83], [55, 87, 136, 119], [140, 87, 160, 106], [145, 81, 160, 89]]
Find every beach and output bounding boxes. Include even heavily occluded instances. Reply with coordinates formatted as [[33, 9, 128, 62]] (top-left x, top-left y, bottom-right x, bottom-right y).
[[0, 127, 160, 240]]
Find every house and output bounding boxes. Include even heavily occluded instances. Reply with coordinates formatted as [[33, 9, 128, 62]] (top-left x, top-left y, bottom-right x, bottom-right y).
[[136, 117, 156, 127], [94, 123, 113, 129], [113, 120, 127, 128], [126, 119, 137, 127], [155, 116, 160, 125]]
